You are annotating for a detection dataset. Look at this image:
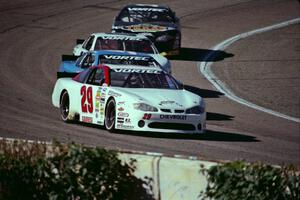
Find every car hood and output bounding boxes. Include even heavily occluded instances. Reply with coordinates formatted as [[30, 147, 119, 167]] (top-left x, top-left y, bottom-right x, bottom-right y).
[[112, 88, 201, 109]]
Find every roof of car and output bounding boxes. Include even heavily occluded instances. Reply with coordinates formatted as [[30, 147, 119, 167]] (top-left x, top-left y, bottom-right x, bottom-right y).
[[90, 32, 149, 40]]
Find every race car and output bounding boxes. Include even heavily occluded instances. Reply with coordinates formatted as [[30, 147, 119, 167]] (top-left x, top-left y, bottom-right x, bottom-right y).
[[58, 50, 171, 77], [73, 32, 160, 56], [52, 64, 206, 133], [111, 4, 181, 56]]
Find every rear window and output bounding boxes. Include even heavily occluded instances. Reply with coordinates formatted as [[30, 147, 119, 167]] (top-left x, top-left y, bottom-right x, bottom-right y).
[[118, 7, 175, 23], [94, 37, 155, 53]]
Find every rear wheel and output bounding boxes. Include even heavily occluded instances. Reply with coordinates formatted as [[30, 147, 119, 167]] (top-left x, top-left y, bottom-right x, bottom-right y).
[[105, 99, 116, 132], [60, 90, 71, 122]]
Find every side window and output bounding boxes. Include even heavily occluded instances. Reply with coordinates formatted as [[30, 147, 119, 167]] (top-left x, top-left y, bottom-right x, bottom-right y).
[[86, 68, 105, 86], [75, 54, 85, 67], [83, 36, 95, 50], [118, 9, 130, 22], [81, 54, 95, 68]]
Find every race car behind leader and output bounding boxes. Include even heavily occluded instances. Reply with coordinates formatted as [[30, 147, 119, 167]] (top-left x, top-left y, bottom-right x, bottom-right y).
[[112, 4, 181, 56]]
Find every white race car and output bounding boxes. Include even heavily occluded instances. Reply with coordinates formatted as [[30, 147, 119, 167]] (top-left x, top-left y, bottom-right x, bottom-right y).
[[52, 64, 206, 133], [73, 32, 170, 70]]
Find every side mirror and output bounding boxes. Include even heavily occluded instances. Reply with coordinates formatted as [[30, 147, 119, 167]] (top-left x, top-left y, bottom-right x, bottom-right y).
[[76, 39, 85, 45]]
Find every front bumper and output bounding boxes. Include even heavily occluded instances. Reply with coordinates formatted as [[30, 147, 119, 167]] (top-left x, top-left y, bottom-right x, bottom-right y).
[[116, 112, 206, 134]]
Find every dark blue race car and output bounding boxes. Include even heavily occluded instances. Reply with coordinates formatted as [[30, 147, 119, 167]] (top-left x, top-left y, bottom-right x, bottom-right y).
[[112, 4, 181, 56]]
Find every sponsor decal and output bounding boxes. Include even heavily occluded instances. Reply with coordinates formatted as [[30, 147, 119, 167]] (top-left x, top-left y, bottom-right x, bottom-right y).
[[124, 24, 168, 32], [108, 90, 122, 97], [159, 100, 175, 105], [95, 87, 105, 118], [112, 68, 160, 74], [101, 35, 142, 41], [128, 7, 167, 12], [117, 101, 126, 105], [95, 101, 100, 112], [82, 116, 93, 123], [142, 113, 152, 120], [117, 124, 134, 129], [118, 112, 129, 117], [125, 118, 131, 124], [96, 90, 101, 99], [103, 55, 149, 61], [118, 107, 124, 111], [97, 121, 104, 125], [81, 86, 93, 113], [117, 117, 124, 123], [159, 100, 183, 107], [160, 115, 187, 120], [95, 88, 101, 112]]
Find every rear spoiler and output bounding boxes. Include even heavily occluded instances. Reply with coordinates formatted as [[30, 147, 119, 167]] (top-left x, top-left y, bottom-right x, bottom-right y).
[[62, 54, 79, 61], [76, 39, 85, 45], [57, 72, 79, 79]]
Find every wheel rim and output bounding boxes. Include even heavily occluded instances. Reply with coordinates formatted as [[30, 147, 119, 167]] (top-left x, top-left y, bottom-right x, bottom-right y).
[[60, 92, 69, 121], [105, 101, 115, 130]]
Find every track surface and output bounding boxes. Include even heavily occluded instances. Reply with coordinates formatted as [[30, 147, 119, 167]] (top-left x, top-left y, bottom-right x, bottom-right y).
[[0, 0, 299, 166]]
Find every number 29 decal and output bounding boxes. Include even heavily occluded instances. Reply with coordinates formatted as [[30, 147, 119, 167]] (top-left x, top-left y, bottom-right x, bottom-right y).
[[81, 86, 93, 113]]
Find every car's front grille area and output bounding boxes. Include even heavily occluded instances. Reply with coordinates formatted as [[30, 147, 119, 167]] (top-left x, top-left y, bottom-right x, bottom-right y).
[[148, 122, 195, 131], [160, 109, 185, 113]]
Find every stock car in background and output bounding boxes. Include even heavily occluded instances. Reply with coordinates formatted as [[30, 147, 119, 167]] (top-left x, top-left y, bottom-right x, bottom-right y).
[[58, 50, 171, 77], [73, 32, 160, 56], [52, 64, 206, 133], [111, 4, 181, 56]]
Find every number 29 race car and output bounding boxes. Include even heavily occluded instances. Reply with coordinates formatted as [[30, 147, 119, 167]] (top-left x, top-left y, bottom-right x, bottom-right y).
[[112, 4, 181, 56], [52, 64, 206, 133]]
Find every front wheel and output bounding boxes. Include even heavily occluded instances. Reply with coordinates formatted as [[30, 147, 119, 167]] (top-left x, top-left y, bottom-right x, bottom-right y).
[[60, 90, 71, 122], [105, 99, 116, 132]]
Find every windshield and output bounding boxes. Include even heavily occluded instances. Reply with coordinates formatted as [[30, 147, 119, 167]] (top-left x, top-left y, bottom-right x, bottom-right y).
[[110, 69, 180, 89], [94, 37, 155, 53], [120, 7, 174, 23], [98, 55, 159, 68]]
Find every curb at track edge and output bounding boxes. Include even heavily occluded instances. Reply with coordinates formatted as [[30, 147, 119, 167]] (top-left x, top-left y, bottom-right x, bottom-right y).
[[198, 18, 300, 123]]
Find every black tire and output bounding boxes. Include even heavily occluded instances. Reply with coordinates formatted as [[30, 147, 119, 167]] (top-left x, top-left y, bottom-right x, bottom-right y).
[[105, 99, 116, 132], [60, 90, 71, 122]]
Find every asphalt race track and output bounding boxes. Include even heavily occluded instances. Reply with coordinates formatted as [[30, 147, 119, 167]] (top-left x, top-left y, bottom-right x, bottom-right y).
[[0, 0, 299, 166]]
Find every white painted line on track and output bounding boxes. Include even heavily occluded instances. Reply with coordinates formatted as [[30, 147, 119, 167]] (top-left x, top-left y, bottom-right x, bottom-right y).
[[199, 18, 300, 123]]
